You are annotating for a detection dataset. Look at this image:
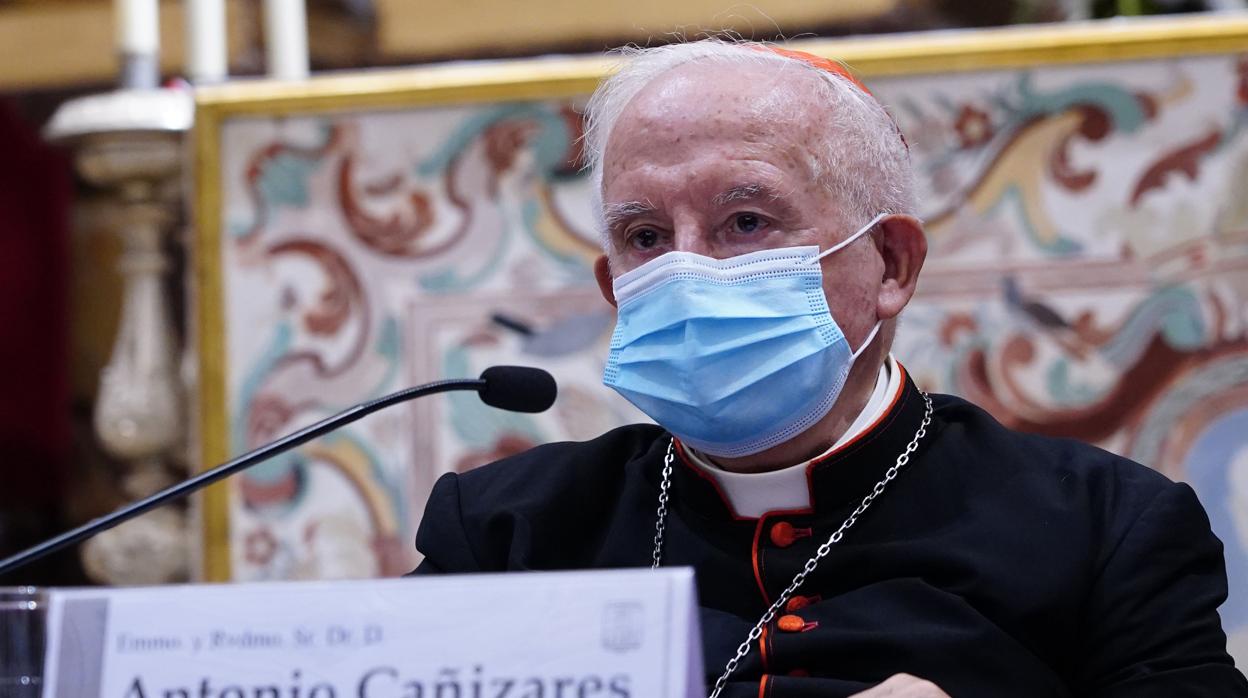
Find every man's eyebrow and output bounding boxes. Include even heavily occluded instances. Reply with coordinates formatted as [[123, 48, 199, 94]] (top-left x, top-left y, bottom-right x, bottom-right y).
[[711, 183, 784, 208], [602, 200, 657, 230]]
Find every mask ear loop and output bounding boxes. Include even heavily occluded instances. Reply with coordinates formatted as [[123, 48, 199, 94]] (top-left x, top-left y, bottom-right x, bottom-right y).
[[801, 212, 891, 265], [803, 212, 889, 359], [851, 320, 883, 361]]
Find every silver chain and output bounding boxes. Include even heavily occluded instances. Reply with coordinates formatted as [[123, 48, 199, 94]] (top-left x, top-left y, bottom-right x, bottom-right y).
[[651, 393, 933, 698], [652, 440, 676, 568]]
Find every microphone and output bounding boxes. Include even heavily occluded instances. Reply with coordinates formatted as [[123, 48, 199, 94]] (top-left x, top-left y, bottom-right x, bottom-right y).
[[0, 366, 557, 578], [479, 365, 557, 413]]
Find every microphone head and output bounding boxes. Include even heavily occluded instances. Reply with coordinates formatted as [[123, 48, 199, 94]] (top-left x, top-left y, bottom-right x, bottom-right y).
[[478, 366, 557, 413]]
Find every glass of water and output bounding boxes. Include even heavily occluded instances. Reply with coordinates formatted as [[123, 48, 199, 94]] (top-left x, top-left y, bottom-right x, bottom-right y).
[[0, 587, 45, 697]]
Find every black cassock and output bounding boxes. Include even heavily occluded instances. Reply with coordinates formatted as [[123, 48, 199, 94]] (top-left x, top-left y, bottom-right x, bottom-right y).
[[413, 372, 1248, 697]]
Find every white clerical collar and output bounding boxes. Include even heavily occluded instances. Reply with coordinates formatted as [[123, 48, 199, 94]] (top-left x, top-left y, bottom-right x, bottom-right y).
[[682, 354, 903, 518]]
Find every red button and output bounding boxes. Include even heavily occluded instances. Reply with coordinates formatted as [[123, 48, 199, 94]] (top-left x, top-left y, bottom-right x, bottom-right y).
[[777, 614, 805, 632], [777, 614, 819, 633], [770, 522, 796, 547], [784, 595, 819, 612], [770, 522, 811, 547]]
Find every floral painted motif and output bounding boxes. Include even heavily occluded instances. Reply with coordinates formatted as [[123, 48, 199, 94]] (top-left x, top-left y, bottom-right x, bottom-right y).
[[954, 104, 994, 149], [242, 527, 278, 566]]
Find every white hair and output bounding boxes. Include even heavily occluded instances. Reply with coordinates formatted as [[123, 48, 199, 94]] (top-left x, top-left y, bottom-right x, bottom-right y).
[[582, 39, 915, 245]]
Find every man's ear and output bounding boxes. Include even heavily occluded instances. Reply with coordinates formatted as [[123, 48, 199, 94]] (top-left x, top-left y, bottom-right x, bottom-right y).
[[594, 255, 618, 308], [876, 215, 926, 320]]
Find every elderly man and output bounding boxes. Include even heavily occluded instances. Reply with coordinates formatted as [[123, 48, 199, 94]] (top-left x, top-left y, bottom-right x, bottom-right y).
[[414, 40, 1247, 697]]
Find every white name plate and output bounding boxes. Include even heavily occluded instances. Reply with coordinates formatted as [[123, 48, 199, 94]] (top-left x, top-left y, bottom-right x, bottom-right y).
[[41, 568, 704, 698]]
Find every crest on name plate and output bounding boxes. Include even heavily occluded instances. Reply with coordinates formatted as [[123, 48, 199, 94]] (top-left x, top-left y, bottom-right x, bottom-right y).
[[601, 601, 644, 653]]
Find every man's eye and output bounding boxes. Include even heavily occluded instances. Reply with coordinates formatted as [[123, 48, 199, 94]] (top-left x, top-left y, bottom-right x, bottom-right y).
[[732, 213, 767, 235], [630, 229, 660, 250]]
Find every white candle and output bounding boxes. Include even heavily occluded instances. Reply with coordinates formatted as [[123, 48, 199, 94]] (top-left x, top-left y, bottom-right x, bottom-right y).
[[187, 0, 227, 83], [116, 0, 159, 55], [263, 0, 309, 80]]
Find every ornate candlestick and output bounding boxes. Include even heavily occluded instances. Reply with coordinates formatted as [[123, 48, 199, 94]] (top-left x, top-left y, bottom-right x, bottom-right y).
[[45, 88, 193, 585]]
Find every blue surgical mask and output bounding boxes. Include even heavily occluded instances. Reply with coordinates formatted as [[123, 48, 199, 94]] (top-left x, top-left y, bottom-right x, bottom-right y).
[[603, 213, 887, 458]]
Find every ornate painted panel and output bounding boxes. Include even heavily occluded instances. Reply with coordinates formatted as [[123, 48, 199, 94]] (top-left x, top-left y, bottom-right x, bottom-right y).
[[195, 17, 1248, 666], [879, 53, 1248, 659]]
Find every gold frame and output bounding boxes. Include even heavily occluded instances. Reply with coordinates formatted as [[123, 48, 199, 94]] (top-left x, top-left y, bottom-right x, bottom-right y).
[[194, 13, 1248, 581]]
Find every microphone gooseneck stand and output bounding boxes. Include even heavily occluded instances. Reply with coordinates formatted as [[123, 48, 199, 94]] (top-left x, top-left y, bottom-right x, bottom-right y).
[[0, 368, 555, 579]]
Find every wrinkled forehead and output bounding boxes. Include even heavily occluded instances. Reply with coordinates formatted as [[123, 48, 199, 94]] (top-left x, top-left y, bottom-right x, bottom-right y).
[[601, 61, 831, 183]]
